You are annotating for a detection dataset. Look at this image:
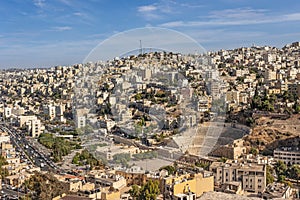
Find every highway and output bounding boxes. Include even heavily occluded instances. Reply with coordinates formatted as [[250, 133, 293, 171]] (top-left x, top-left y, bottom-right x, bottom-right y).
[[0, 123, 69, 199], [0, 124, 65, 174]]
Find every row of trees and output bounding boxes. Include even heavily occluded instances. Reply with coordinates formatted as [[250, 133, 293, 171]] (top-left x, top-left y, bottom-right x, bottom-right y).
[[251, 90, 300, 114], [132, 151, 158, 160], [38, 133, 81, 162], [72, 149, 103, 169], [274, 160, 300, 182]]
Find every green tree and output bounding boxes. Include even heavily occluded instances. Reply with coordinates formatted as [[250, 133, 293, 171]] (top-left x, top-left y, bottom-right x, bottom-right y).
[[266, 165, 274, 185], [135, 93, 142, 100], [287, 165, 300, 180], [195, 162, 210, 170], [275, 160, 287, 182], [139, 180, 160, 200], [129, 185, 140, 200], [218, 157, 227, 163], [23, 172, 68, 200], [113, 153, 131, 166], [249, 147, 258, 156], [0, 156, 8, 179], [159, 165, 176, 175], [278, 175, 286, 183]]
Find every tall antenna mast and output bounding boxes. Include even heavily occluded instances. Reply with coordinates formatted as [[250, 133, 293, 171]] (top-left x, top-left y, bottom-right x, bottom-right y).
[[140, 40, 143, 55]]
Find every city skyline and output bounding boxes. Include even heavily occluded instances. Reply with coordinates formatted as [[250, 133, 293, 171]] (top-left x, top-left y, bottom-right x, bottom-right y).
[[1, 0, 300, 68]]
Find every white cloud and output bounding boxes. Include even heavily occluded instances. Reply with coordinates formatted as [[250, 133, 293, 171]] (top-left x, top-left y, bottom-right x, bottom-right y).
[[138, 5, 158, 12], [33, 0, 46, 8], [208, 8, 267, 20], [137, 4, 160, 20], [73, 12, 84, 16], [137, 1, 177, 20], [160, 8, 300, 28], [284, 13, 300, 21], [52, 26, 72, 31], [180, 3, 204, 9]]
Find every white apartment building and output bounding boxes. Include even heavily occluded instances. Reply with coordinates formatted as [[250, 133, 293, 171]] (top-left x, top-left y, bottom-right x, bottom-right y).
[[18, 116, 44, 137], [0, 132, 10, 143], [75, 108, 88, 129], [43, 104, 56, 120], [274, 147, 300, 165], [4, 107, 12, 118]]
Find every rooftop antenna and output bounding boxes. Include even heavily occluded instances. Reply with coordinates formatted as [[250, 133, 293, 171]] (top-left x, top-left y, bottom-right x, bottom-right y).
[[140, 40, 143, 55]]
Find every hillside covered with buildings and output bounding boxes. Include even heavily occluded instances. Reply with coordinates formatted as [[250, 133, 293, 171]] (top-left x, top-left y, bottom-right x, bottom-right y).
[[0, 42, 300, 199]]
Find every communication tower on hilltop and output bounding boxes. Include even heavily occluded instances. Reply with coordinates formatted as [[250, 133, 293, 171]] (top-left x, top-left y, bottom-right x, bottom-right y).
[[139, 40, 143, 55]]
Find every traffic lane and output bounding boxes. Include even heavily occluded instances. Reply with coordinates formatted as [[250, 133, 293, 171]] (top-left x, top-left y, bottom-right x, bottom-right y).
[[1, 125, 64, 173], [1, 187, 25, 199]]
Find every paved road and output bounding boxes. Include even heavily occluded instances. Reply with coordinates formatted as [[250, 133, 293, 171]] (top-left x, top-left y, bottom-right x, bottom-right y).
[[0, 124, 65, 174], [1, 186, 25, 199]]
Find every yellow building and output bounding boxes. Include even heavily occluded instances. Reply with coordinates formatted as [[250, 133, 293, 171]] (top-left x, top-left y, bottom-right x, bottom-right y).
[[101, 187, 120, 200], [163, 171, 214, 199], [267, 87, 281, 95]]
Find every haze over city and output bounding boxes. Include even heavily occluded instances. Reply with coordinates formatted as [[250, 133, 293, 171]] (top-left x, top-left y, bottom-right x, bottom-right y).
[[1, 0, 300, 68]]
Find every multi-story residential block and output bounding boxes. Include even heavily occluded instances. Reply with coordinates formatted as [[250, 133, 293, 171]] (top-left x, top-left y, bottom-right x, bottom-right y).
[[0, 131, 10, 144], [274, 147, 300, 165], [209, 161, 266, 193], [115, 166, 148, 186], [75, 109, 88, 128], [18, 115, 44, 137], [4, 107, 12, 118], [264, 69, 277, 82], [226, 91, 239, 104], [43, 104, 56, 120]]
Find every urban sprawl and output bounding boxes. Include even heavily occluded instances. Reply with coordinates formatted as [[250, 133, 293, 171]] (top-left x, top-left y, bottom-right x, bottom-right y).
[[1, 42, 300, 199]]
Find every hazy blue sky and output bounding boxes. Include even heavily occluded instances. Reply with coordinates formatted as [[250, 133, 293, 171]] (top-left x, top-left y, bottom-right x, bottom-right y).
[[1, 0, 300, 68]]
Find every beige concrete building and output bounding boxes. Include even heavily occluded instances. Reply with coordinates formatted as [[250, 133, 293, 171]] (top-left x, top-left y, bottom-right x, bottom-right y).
[[18, 115, 44, 137], [0, 131, 10, 144], [226, 91, 239, 104], [274, 147, 300, 165], [209, 139, 246, 160], [163, 170, 214, 199], [263, 69, 277, 81], [209, 161, 266, 193]]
